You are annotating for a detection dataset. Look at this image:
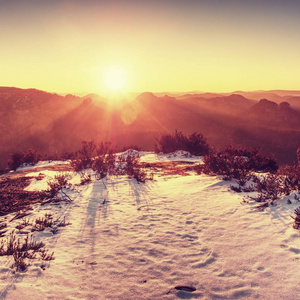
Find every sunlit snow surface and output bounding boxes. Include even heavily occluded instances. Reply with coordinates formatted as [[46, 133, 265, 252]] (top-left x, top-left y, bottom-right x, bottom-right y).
[[17, 160, 69, 171], [1, 152, 300, 299]]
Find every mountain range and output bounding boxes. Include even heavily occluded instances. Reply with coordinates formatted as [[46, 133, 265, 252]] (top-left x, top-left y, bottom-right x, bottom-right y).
[[1, 87, 300, 169]]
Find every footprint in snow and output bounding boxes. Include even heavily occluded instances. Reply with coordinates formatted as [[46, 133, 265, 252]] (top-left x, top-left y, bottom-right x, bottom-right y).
[[175, 286, 197, 292], [167, 285, 197, 295]]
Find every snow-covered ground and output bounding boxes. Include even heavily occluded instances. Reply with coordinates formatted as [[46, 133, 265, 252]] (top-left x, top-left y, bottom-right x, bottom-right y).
[[0, 153, 300, 299], [138, 150, 203, 163], [16, 160, 70, 171]]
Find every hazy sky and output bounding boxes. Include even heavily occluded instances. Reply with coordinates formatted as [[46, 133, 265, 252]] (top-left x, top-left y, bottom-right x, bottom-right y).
[[1, 0, 300, 94]]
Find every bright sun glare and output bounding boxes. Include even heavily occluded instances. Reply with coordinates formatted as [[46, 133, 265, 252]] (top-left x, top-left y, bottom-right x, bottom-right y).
[[104, 67, 126, 91]]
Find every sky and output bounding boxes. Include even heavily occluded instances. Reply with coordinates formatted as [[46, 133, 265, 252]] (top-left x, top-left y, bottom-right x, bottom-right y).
[[1, 0, 300, 95]]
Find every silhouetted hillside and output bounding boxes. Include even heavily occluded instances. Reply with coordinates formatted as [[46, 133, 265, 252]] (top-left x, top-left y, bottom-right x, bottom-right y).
[[248, 99, 300, 127], [0, 87, 82, 169]]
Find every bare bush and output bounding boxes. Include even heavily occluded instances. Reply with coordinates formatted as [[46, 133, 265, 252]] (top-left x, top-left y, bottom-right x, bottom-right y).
[[8, 149, 40, 171], [71, 141, 113, 173], [252, 174, 283, 203], [71, 141, 97, 172], [133, 168, 147, 183], [292, 207, 300, 229], [71, 141, 149, 183], [203, 147, 278, 183], [120, 151, 140, 176], [0, 231, 51, 272], [92, 151, 116, 179], [16, 218, 31, 230], [77, 140, 96, 168], [31, 214, 71, 233], [46, 173, 72, 202], [155, 130, 210, 156], [279, 165, 300, 193], [92, 157, 108, 179], [32, 214, 54, 232]]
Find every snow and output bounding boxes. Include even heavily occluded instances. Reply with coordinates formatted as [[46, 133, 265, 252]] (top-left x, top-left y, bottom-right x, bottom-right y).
[[1, 152, 300, 299], [139, 150, 203, 163], [113, 149, 203, 164], [17, 160, 69, 171]]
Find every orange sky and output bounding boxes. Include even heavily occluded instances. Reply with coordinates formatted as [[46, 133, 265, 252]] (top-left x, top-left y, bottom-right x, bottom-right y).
[[1, 0, 300, 95]]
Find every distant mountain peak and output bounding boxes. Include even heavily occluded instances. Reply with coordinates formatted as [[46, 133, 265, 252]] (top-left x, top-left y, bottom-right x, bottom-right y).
[[137, 92, 156, 98], [257, 98, 278, 109], [248, 98, 300, 125], [136, 92, 177, 104], [228, 93, 247, 99], [279, 101, 291, 110]]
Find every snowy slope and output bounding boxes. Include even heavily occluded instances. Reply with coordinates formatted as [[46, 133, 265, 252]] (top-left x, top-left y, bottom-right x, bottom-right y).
[[0, 153, 300, 300]]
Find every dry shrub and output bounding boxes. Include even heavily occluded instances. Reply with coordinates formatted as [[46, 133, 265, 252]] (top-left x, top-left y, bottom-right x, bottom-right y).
[[252, 174, 283, 203], [155, 130, 210, 156], [71, 141, 149, 183], [71, 141, 112, 172], [202, 146, 278, 184], [279, 165, 300, 193], [0, 231, 52, 272], [46, 173, 72, 202], [292, 207, 300, 229], [92, 152, 116, 179], [71, 141, 97, 172], [31, 214, 71, 233], [117, 151, 147, 182], [8, 149, 40, 171]]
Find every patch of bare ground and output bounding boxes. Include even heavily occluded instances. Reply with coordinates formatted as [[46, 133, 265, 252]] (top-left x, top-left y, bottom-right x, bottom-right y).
[[0, 176, 49, 217], [0, 163, 73, 217], [3, 163, 73, 179]]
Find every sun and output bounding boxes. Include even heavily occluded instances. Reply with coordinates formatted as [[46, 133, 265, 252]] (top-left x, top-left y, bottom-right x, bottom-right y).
[[103, 67, 126, 91]]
